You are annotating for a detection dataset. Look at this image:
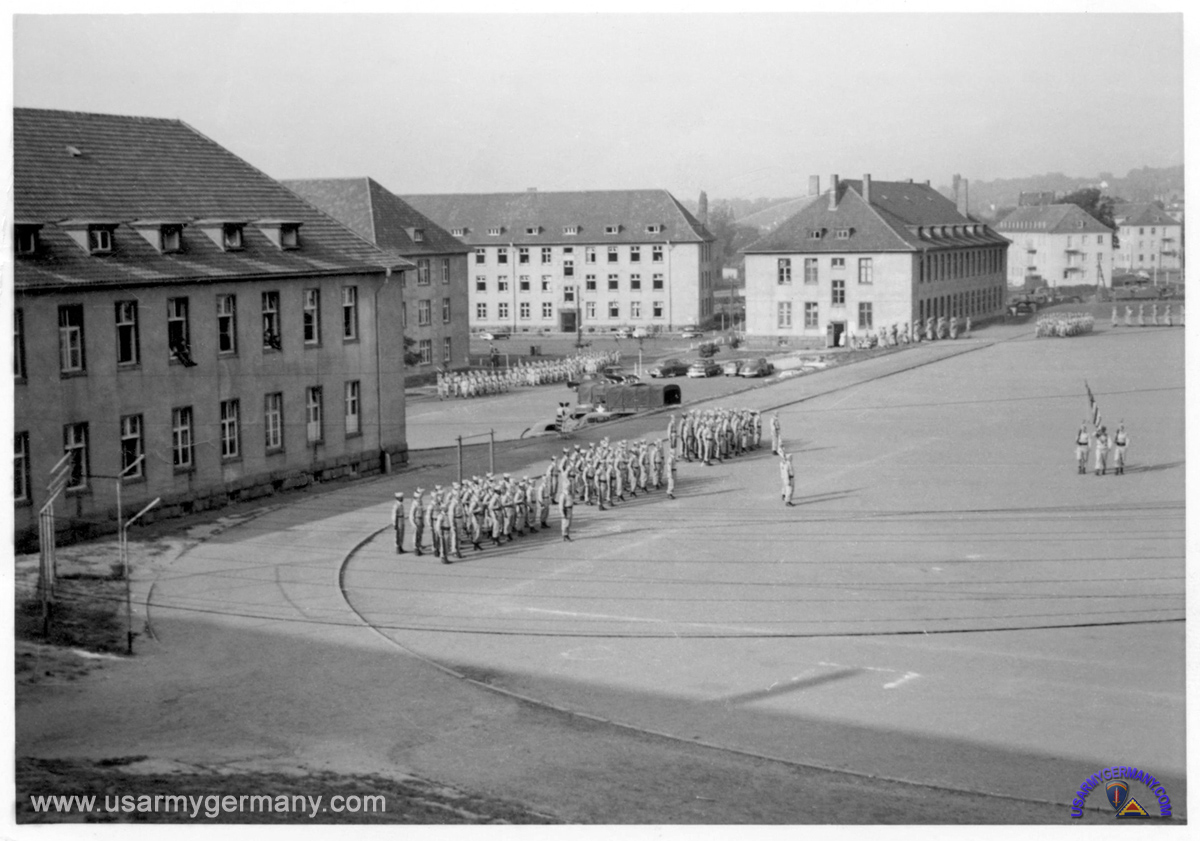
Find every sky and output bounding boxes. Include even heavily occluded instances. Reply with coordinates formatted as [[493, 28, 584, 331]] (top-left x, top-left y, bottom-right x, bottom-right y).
[[9, 11, 1188, 202]]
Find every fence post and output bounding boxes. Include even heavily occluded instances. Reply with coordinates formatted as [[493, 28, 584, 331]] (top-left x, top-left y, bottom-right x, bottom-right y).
[[489, 430, 495, 475]]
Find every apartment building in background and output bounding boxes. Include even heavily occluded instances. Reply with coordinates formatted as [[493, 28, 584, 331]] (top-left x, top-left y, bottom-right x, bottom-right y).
[[742, 174, 1009, 346], [1111, 202, 1183, 272], [995, 204, 1115, 288], [402, 189, 717, 333], [13, 108, 411, 548]]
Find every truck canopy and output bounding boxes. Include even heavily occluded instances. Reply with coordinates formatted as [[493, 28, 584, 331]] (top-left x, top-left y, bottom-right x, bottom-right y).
[[578, 382, 682, 410]]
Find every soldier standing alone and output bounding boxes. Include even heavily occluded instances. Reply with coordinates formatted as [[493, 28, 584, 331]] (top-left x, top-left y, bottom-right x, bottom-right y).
[[780, 452, 795, 506], [391, 492, 406, 554]]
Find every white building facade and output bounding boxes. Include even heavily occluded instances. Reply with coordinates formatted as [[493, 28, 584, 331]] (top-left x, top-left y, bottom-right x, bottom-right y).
[[403, 190, 716, 334], [1112, 203, 1182, 272], [995, 204, 1115, 288]]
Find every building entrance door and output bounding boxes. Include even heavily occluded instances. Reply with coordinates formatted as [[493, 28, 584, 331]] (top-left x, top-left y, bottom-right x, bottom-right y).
[[560, 310, 577, 333], [826, 320, 846, 348]]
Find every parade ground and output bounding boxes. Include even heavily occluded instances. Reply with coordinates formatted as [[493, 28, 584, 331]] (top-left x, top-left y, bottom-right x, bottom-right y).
[[16, 319, 1186, 824]]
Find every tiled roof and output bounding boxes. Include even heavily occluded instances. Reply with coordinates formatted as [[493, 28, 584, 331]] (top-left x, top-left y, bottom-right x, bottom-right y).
[[283, 177, 469, 256], [995, 204, 1115, 235], [743, 178, 1008, 254], [1111, 202, 1180, 228], [14, 108, 412, 291], [400, 189, 714, 246]]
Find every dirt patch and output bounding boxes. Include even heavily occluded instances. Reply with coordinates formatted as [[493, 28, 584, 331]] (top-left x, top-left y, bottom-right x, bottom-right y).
[[15, 757, 561, 824], [15, 576, 128, 656]]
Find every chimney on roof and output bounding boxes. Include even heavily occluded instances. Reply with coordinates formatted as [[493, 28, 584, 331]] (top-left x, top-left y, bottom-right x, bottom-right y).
[[956, 177, 969, 217], [698, 190, 709, 225], [808, 175, 820, 196], [829, 175, 840, 211], [862, 174, 872, 205]]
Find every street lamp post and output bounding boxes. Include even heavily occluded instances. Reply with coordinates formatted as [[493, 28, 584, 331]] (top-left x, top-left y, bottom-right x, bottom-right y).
[[122, 495, 160, 654]]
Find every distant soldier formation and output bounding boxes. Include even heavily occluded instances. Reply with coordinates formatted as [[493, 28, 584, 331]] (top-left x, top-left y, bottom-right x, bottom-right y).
[[1110, 303, 1183, 329], [844, 317, 973, 351], [1035, 313, 1095, 337], [436, 350, 621, 399]]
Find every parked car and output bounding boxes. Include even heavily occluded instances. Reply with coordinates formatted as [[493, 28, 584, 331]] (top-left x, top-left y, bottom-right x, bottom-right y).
[[722, 359, 743, 376], [648, 358, 689, 378], [614, 327, 633, 338], [680, 328, 703, 339], [632, 327, 649, 339], [687, 359, 722, 378], [478, 331, 510, 340], [738, 358, 775, 378]]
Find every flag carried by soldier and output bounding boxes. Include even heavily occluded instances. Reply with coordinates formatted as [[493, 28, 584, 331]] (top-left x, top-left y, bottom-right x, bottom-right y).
[[1085, 381, 1101, 430]]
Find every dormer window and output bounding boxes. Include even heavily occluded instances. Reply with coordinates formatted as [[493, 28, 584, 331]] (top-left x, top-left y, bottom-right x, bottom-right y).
[[525, 226, 540, 235], [563, 225, 579, 236], [161, 225, 183, 253], [451, 227, 466, 237], [14, 224, 41, 256], [253, 219, 302, 250], [646, 224, 663, 234], [407, 227, 425, 243], [604, 225, 620, 235], [808, 229, 824, 240], [223, 224, 243, 250], [487, 227, 503, 236], [280, 224, 300, 249], [835, 228, 852, 240], [88, 226, 114, 253]]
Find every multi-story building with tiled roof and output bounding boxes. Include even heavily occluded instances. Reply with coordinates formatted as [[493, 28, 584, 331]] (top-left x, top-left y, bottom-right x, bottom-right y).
[[995, 204, 1115, 288], [402, 190, 717, 334], [13, 108, 412, 548], [1111, 202, 1182, 272], [283, 177, 471, 372], [742, 175, 1009, 346]]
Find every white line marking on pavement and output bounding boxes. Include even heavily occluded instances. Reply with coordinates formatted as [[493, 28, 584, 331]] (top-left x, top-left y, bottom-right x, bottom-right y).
[[883, 671, 920, 690]]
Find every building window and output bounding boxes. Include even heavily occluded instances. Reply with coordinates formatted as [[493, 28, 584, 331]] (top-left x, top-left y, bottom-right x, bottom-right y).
[[652, 245, 663, 263], [306, 387, 323, 443], [858, 302, 873, 330], [334, 287, 356, 341], [608, 274, 619, 291], [652, 273, 664, 290], [411, 228, 424, 243], [475, 248, 486, 264], [630, 245, 641, 263], [497, 276, 509, 292], [631, 301, 642, 319], [451, 228, 466, 237], [542, 302, 554, 319], [563, 225, 579, 236], [778, 258, 792, 284], [344, 381, 360, 437], [541, 247, 552, 264], [605, 225, 620, 235], [401, 302, 407, 328], [442, 297, 451, 323], [519, 301, 531, 320], [418, 299, 432, 326], [563, 286, 576, 303], [64, 422, 89, 490], [488, 227, 502, 237], [585, 274, 597, 291], [586, 247, 596, 264], [171, 407, 193, 470], [778, 301, 792, 329], [476, 276, 487, 292], [630, 274, 642, 291], [418, 339, 433, 364], [120, 415, 144, 478], [443, 336, 453, 363], [518, 247, 530, 264], [264, 393, 284, 452], [804, 302, 819, 328], [441, 258, 451, 284], [58, 304, 85, 374], [653, 301, 664, 318], [476, 302, 487, 320], [15, 226, 39, 256], [832, 257, 845, 271], [115, 301, 140, 366], [563, 259, 574, 277], [223, 224, 243, 250], [541, 275, 552, 292], [608, 301, 619, 319], [295, 290, 317, 348], [804, 258, 818, 284], [166, 298, 192, 363], [220, 400, 240, 459], [417, 259, 431, 285], [519, 275, 531, 292], [13, 308, 26, 381], [497, 248, 508, 265], [855, 257, 873, 285], [262, 291, 281, 350], [585, 301, 596, 319], [87, 226, 113, 254], [497, 302, 509, 320], [14, 432, 30, 503], [607, 246, 620, 264], [217, 295, 237, 354], [831, 279, 846, 305]]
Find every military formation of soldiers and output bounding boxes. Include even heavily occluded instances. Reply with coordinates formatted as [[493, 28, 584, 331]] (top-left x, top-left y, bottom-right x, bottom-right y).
[[436, 350, 621, 399], [390, 433, 688, 561], [1110, 302, 1183, 328], [844, 316, 973, 350], [1035, 312, 1095, 338], [1074, 420, 1130, 476], [668, 408, 764, 466]]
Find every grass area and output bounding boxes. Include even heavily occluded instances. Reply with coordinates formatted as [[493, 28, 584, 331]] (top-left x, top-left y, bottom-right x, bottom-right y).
[[16, 758, 560, 824], [15, 575, 128, 655]]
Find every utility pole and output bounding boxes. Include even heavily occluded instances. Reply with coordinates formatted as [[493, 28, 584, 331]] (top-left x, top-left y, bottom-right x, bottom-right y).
[[122, 496, 160, 654]]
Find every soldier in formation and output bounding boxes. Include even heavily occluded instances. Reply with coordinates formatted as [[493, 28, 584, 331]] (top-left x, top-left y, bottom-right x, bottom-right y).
[[436, 350, 621, 400], [1034, 313, 1095, 337]]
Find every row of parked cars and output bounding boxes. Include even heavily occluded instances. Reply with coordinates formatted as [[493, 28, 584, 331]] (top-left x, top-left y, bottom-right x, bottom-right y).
[[648, 357, 774, 379]]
